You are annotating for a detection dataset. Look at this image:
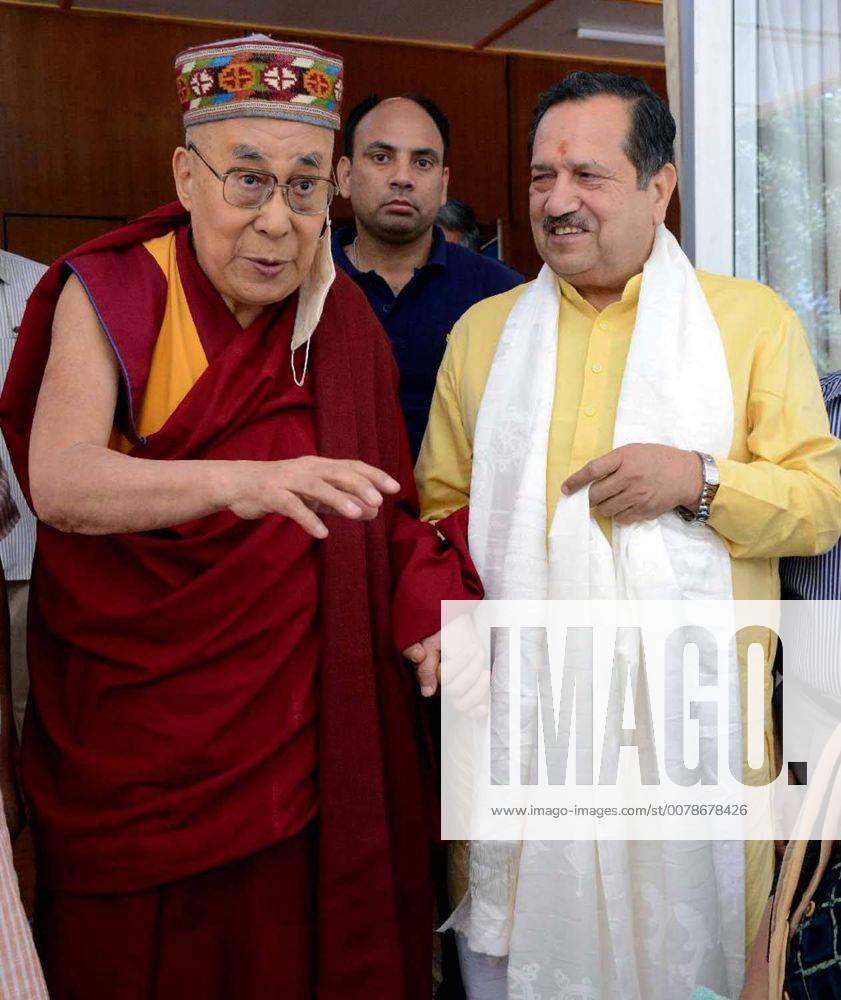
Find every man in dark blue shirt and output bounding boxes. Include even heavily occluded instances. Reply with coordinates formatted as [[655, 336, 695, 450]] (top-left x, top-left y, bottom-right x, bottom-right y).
[[333, 93, 522, 459]]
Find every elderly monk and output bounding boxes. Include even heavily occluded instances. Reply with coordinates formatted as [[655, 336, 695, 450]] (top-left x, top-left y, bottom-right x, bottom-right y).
[[0, 35, 481, 1000], [416, 71, 841, 999]]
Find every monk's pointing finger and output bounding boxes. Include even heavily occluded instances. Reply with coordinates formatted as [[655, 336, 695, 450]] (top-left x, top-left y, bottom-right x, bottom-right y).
[[278, 493, 328, 539], [306, 482, 371, 520], [326, 468, 386, 509], [349, 461, 401, 495]]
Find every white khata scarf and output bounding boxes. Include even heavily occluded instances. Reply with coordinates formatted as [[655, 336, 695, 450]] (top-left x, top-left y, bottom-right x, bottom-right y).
[[457, 225, 745, 999]]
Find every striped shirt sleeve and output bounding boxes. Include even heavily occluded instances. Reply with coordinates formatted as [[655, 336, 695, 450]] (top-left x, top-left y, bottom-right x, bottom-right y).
[[0, 791, 47, 998], [0, 462, 19, 543], [779, 371, 841, 599], [0, 251, 47, 580]]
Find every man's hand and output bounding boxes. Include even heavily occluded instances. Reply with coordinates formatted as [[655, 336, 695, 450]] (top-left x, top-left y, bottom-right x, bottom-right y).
[[403, 617, 489, 714], [225, 456, 401, 538], [403, 632, 441, 698], [562, 444, 703, 524]]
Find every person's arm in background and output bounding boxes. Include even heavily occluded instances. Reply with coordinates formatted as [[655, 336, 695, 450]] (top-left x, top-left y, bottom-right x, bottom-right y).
[[0, 562, 21, 842], [0, 458, 21, 841], [0, 454, 46, 995]]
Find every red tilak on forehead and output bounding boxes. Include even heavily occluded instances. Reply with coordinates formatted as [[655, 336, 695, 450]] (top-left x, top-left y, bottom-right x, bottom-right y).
[[556, 140, 568, 156]]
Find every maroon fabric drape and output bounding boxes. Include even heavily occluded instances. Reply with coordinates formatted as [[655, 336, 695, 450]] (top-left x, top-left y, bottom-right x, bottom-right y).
[[0, 203, 483, 1000]]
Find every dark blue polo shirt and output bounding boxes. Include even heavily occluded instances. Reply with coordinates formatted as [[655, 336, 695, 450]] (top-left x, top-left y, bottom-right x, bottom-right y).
[[333, 223, 523, 460]]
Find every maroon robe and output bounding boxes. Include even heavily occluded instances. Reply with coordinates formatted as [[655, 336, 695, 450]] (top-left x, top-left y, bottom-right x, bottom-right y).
[[0, 203, 482, 999]]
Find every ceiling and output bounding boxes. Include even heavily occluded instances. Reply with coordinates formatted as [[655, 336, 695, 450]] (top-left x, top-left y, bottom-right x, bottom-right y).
[[10, 0, 666, 62]]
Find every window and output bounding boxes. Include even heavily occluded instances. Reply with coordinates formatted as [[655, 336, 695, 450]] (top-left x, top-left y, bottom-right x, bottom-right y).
[[734, 0, 841, 371]]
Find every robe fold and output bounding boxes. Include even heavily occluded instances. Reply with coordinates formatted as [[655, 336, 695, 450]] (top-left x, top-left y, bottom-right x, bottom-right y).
[[0, 202, 483, 999]]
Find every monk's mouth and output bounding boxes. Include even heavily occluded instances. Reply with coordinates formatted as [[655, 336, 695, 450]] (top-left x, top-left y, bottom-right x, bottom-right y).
[[245, 257, 290, 277]]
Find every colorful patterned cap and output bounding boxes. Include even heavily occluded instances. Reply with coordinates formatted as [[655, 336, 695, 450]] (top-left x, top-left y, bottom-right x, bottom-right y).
[[174, 34, 344, 130]]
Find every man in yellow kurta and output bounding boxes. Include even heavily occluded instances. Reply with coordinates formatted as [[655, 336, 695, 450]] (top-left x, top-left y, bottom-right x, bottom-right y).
[[416, 71, 841, 1000]]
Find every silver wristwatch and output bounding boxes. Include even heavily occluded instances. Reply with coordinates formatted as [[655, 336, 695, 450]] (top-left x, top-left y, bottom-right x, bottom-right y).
[[676, 451, 719, 524]]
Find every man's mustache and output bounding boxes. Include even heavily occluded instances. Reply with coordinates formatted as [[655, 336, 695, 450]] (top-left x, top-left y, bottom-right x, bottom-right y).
[[542, 213, 590, 233]]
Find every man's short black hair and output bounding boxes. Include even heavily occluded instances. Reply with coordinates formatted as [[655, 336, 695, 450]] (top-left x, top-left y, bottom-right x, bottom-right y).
[[343, 94, 451, 161], [528, 71, 675, 188]]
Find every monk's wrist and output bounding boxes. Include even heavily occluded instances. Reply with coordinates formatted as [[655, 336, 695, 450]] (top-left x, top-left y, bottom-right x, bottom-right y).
[[205, 460, 250, 513]]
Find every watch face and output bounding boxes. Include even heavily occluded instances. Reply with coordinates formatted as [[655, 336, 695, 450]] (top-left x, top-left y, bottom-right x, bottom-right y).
[[700, 453, 720, 488]]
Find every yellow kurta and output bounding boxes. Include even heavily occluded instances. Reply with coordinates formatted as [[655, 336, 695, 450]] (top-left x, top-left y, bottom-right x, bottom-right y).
[[416, 270, 841, 950]]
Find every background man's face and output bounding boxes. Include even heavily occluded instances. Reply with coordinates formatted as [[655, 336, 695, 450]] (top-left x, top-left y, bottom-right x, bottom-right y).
[[173, 117, 333, 314], [338, 98, 449, 245], [528, 95, 673, 292]]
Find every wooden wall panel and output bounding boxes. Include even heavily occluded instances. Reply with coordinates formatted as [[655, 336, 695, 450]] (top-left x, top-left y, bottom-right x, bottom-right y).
[[5, 215, 127, 266], [0, 5, 509, 261]]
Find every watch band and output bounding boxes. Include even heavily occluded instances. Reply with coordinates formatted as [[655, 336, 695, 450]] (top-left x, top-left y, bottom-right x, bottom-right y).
[[676, 451, 719, 524]]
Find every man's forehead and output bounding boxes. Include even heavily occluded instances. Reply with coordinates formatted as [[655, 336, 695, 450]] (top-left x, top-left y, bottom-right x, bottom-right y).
[[357, 98, 443, 152], [533, 96, 631, 155]]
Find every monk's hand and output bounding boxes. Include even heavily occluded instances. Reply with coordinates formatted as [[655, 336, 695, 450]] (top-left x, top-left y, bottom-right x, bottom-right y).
[[562, 444, 704, 524], [227, 456, 400, 538]]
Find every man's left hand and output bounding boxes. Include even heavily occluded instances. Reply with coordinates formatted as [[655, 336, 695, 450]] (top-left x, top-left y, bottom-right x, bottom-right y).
[[562, 444, 703, 524], [403, 632, 441, 698], [403, 618, 489, 714]]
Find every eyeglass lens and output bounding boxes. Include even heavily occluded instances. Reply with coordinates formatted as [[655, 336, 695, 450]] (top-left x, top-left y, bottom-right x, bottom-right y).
[[223, 171, 333, 214]]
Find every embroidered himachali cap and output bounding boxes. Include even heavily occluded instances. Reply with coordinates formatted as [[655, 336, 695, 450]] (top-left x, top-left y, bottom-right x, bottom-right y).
[[174, 34, 344, 130]]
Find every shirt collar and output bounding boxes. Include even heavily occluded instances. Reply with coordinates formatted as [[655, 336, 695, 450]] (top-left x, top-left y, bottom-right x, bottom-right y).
[[0, 252, 10, 285], [331, 222, 359, 275], [330, 221, 447, 275], [557, 270, 643, 317]]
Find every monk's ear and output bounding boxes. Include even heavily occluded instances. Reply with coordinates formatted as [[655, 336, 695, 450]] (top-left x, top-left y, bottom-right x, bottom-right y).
[[336, 156, 352, 200], [172, 147, 194, 210], [650, 162, 677, 226]]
